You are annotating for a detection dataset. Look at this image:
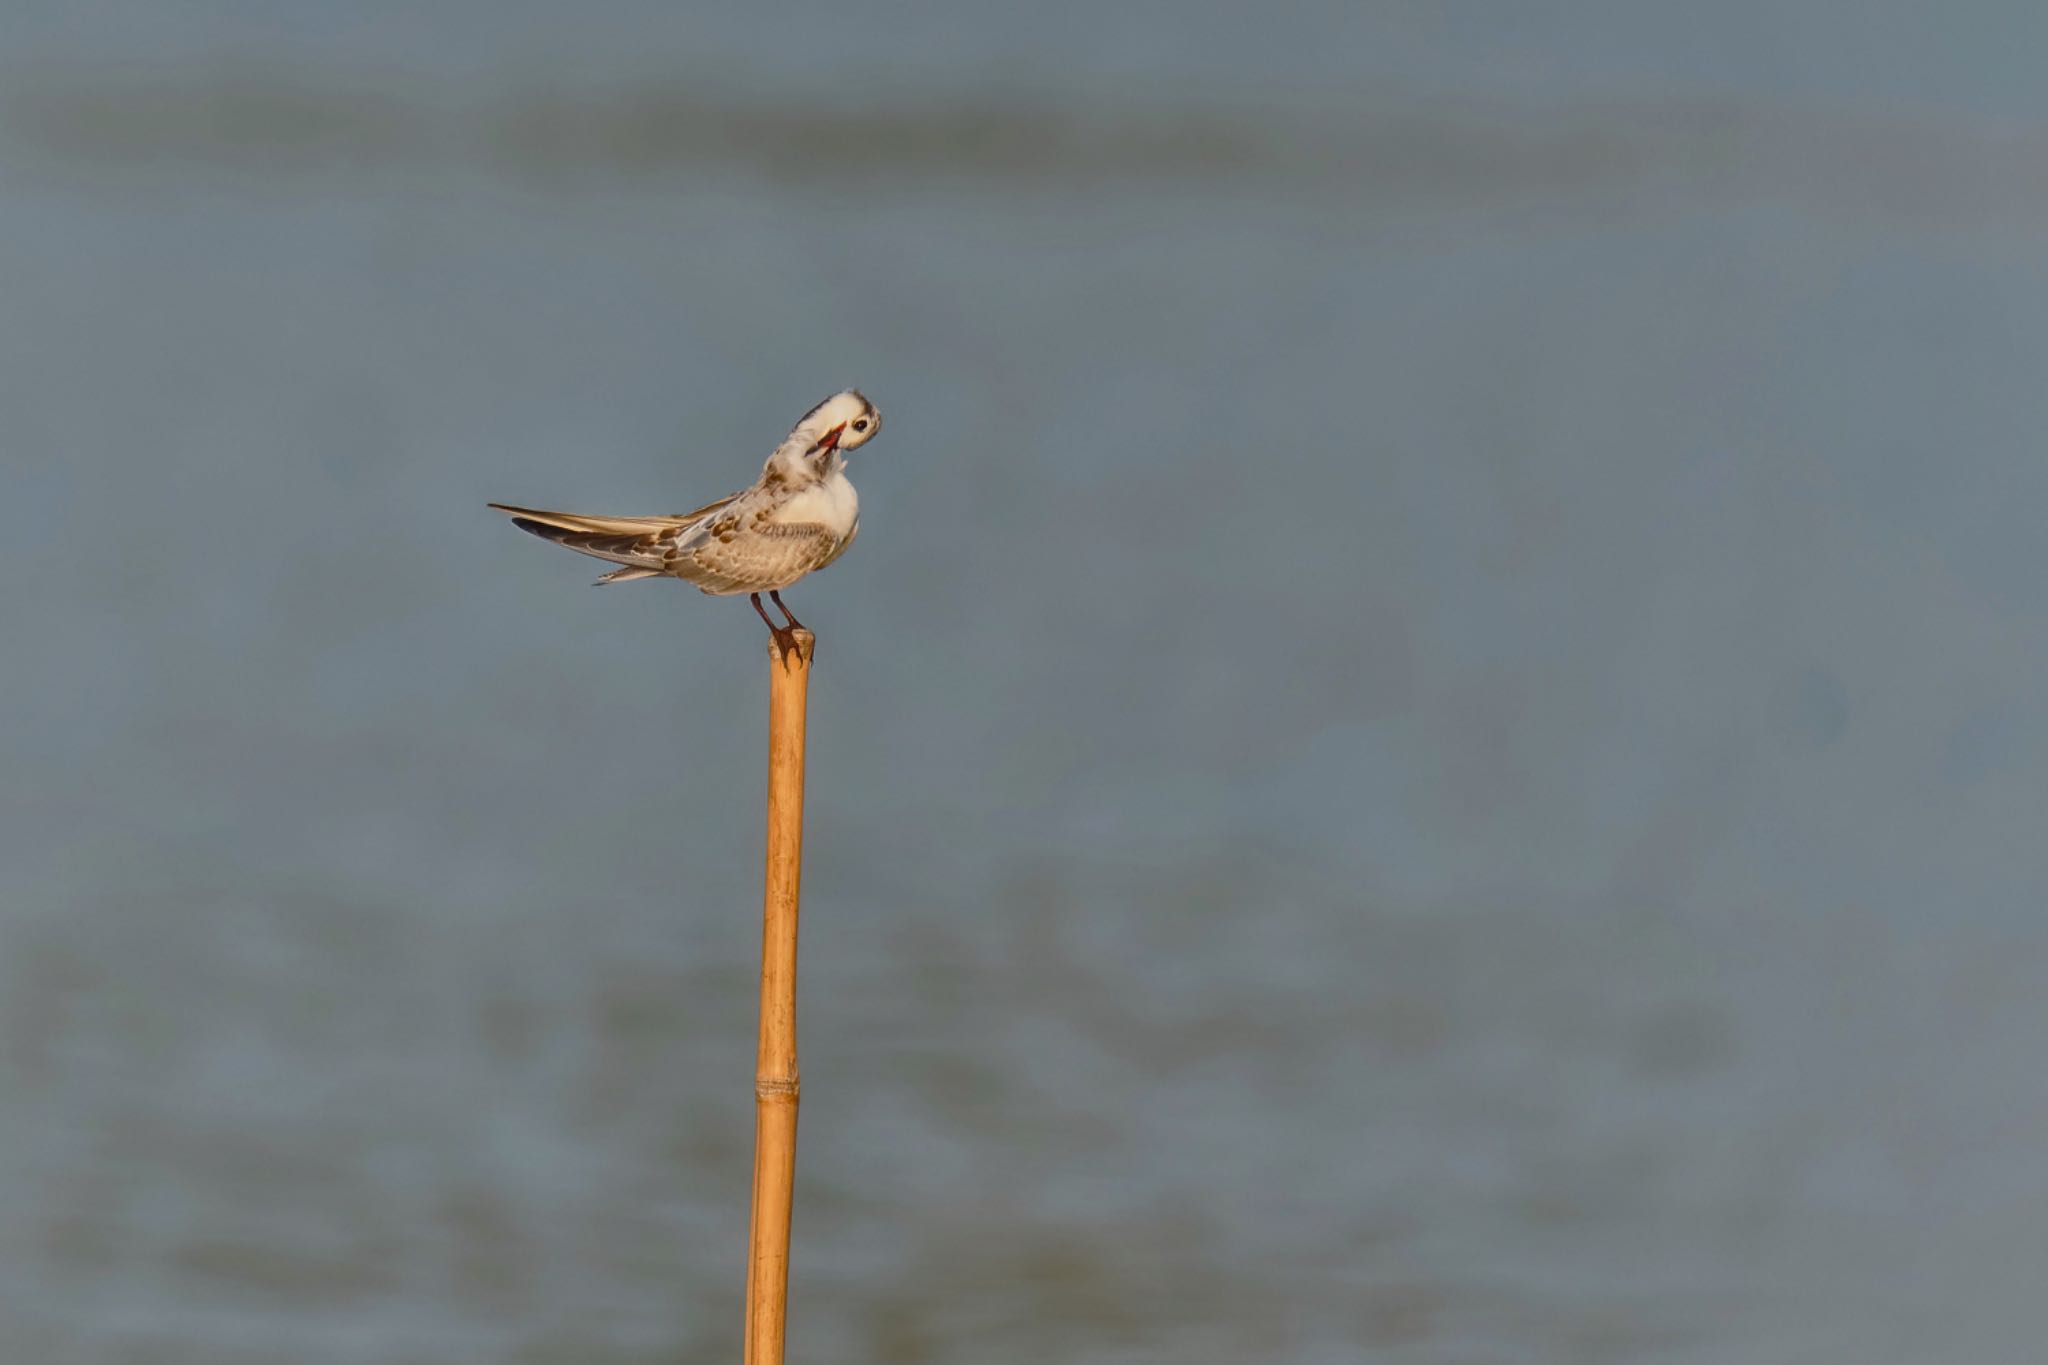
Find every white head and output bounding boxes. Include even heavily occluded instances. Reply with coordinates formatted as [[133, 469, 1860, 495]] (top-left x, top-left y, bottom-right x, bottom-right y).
[[795, 389, 880, 453], [766, 390, 879, 483]]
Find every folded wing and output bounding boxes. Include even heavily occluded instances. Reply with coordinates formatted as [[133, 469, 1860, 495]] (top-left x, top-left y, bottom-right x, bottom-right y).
[[488, 496, 738, 578]]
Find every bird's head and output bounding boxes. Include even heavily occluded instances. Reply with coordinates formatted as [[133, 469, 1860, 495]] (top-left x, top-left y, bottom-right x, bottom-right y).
[[795, 389, 881, 460]]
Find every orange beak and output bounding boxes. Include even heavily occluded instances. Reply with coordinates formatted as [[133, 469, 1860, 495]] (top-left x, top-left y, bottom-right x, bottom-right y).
[[812, 422, 846, 455]]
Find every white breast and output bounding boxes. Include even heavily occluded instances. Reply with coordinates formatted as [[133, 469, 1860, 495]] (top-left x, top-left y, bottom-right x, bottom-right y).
[[771, 470, 860, 539]]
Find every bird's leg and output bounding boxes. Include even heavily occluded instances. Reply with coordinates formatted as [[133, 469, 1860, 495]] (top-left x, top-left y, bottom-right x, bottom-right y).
[[768, 591, 805, 632], [752, 592, 799, 662]]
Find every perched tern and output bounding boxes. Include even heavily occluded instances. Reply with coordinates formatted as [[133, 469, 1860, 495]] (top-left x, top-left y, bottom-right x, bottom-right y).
[[491, 390, 879, 651]]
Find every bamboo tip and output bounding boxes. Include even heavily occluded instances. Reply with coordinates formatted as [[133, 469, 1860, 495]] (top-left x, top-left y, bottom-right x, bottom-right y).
[[768, 628, 816, 667]]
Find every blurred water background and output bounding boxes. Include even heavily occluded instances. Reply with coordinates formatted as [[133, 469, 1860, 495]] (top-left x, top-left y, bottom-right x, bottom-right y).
[[6, 4, 2048, 1362]]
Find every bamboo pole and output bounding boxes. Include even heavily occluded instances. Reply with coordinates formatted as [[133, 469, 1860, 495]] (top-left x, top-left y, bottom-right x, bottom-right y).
[[743, 628, 814, 1365]]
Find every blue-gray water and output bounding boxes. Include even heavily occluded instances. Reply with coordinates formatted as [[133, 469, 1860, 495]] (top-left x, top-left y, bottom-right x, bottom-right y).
[[5, 7, 2048, 1362]]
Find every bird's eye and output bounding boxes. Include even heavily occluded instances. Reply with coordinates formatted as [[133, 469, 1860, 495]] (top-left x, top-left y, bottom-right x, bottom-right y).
[[852, 418, 869, 432]]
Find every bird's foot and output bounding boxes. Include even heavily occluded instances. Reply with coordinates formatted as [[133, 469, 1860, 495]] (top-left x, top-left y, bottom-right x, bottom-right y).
[[752, 593, 811, 665]]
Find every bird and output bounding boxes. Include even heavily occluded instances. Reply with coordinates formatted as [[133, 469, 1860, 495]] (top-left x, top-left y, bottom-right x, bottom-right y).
[[491, 390, 880, 653]]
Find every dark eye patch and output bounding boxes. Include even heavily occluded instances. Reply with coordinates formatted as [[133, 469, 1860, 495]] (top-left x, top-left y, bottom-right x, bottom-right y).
[[852, 418, 870, 432]]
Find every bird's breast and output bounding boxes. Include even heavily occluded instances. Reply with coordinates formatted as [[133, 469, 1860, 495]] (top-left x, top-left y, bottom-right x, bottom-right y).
[[769, 471, 859, 539]]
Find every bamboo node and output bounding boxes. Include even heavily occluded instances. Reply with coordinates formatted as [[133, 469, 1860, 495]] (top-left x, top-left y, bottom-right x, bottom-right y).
[[755, 1076, 801, 1100]]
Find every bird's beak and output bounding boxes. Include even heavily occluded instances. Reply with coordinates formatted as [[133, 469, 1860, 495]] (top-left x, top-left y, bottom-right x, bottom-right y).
[[811, 423, 845, 455]]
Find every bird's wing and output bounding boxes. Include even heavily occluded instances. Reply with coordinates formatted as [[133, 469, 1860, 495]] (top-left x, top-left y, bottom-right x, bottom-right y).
[[489, 495, 741, 569], [670, 520, 846, 594], [487, 497, 736, 536]]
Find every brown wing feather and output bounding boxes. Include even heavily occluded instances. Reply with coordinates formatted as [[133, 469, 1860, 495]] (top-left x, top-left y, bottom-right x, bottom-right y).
[[669, 494, 741, 524]]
